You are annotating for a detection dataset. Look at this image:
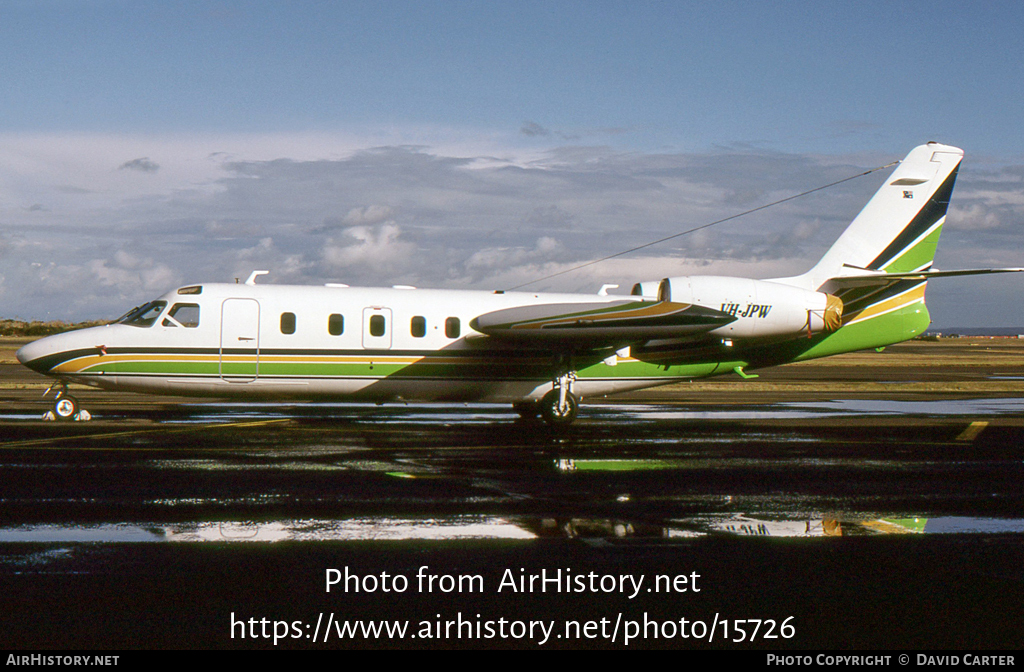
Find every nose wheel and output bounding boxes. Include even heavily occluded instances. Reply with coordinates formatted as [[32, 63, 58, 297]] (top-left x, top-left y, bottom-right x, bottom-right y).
[[44, 383, 91, 421], [53, 393, 79, 421]]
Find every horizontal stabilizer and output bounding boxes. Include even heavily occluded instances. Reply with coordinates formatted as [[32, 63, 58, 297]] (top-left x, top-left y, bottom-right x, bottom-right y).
[[827, 266, 1024, 288], [470, 300, 735, 342]]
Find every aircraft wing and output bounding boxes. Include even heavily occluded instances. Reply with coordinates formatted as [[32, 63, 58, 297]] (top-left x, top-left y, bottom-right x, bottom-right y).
[[470, 300, 735, 343], [825, 267, 1024, 288]]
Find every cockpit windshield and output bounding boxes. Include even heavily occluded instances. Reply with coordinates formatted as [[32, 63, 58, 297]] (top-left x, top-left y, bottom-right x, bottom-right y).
[[117, 301, 167, 328]]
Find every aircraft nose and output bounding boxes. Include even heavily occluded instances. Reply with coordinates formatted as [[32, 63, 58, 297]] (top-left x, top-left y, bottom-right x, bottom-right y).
[[16, 338, 56, 374]]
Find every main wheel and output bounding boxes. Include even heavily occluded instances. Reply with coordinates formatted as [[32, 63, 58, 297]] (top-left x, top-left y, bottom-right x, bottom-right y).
[[539, 389, 578, 426], [53, 394, 79, 421]]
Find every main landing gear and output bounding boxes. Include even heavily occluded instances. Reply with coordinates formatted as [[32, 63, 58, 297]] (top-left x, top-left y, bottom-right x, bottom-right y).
[[536, 370, 579, 426], [524, 366, 581, 426], [43, 382, 91, 422]]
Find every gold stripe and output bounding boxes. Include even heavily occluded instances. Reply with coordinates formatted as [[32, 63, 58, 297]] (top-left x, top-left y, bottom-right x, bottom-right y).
[[843, 285, 925, 325]]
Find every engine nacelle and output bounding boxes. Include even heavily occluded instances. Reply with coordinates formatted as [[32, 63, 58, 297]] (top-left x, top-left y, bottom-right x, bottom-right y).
[[630, 281, 662, 299], [656, 276, 842, 339]]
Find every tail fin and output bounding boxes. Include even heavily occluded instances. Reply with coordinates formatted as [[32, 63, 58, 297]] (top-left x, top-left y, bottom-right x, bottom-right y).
[[767, 144, 1019, 356], [797, 142, 963, 290], [765, 143, 961, 347]]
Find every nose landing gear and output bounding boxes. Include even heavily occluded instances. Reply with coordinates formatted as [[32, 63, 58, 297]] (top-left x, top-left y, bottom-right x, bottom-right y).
[[43, 383, 91, 422]]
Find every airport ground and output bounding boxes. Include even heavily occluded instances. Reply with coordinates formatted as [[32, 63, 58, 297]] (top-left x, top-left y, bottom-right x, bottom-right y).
[[0, 338, 1022, 649]]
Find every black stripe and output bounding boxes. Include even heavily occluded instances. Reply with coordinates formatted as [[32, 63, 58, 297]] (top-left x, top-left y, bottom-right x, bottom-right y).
[[21, 347, 101, 374], [867, 163, 959, 270]]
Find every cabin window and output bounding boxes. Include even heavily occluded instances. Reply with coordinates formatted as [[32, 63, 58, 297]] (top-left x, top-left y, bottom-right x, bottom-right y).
[[281, 312, 296, 335], [328, 313, 344, 336], [445, 317, 461, 339], [162, 303, 200, 328], [410, 316, 426, 338], [119, 301, 167, 328], [369, 314, 386, 337]]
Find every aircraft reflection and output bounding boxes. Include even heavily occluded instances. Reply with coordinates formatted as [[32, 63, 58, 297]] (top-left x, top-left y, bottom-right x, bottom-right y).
[[2, 514, 1023, 544]]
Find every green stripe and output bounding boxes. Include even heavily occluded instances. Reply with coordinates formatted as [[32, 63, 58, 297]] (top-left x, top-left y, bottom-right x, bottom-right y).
[[882, 224, 943, 274], [66, 302, 929, 385]]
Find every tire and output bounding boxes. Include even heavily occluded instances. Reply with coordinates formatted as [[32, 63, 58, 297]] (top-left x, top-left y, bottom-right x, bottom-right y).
[[539, 389, 578, 426], [53, 394, 79, 421]]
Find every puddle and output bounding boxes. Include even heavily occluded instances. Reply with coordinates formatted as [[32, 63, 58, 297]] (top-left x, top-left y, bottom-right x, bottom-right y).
[[2, 513, 1023, 544], [609, 398, 1024, 420], [0, 517, 538, 543], [784, 399, 1024, 416], [4, 397, 1024, 425]]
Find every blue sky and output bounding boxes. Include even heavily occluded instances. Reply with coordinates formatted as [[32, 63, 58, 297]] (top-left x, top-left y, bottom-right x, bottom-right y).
[[2, 0, 1023, 326]]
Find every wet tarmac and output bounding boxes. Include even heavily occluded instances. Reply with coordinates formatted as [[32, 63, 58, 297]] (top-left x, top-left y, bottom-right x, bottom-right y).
[[1, 343, 1024, 649]]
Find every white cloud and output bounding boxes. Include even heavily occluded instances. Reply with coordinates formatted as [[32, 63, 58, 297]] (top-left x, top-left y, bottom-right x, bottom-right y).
[[322, 223, 417, 271], [343, 205, 395, 226], [948, 203, 1004, 230], [87, 251, 177, 293], [465, 237, 565, 278]]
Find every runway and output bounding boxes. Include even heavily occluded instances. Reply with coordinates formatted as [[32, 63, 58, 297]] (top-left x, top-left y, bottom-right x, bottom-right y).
[[1, 339, 1023, 649]]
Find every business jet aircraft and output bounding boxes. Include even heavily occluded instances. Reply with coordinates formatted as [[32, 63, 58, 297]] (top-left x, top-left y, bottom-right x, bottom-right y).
[[16, 143, 1021, 425]]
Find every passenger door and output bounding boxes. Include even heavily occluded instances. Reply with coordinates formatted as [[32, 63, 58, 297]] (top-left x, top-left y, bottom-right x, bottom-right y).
[[220, 299, 260, 381]]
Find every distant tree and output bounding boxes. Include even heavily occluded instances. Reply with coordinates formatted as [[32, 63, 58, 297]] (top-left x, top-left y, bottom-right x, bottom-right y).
[[0, 319, 107, 337]]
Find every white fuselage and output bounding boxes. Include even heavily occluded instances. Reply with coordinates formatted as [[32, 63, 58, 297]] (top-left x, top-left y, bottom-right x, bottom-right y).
[[18, 283, 686, 403]]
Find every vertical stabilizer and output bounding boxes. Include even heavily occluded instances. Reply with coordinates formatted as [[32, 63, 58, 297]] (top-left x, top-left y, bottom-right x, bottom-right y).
[[787, 142, 963, 291]]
